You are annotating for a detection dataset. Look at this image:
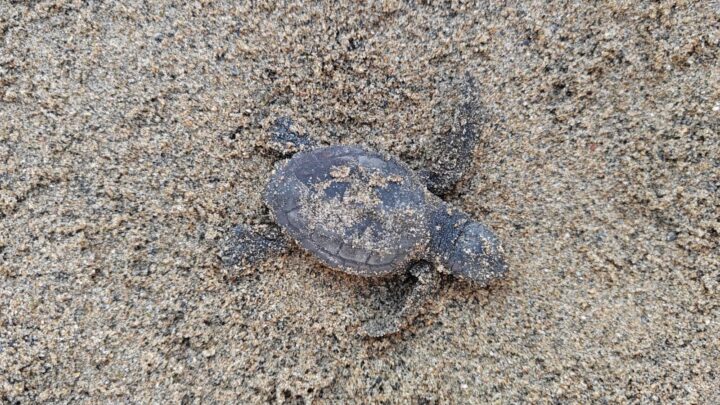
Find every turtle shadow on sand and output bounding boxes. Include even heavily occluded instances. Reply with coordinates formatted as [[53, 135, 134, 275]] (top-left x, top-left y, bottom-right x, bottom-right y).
[[221, 75, 508, 338]]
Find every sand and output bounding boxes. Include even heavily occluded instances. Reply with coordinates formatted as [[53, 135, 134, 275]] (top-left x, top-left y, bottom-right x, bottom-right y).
[[1, 1, 719, 403]]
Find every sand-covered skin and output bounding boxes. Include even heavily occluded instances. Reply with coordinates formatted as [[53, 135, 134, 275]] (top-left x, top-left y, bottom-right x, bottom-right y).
[[1, 1, 719, 403]]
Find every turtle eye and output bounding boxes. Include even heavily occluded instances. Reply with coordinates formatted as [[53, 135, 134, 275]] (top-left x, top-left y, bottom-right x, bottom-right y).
[[455, 223, 490, 253], [458, 224, 490, 257]]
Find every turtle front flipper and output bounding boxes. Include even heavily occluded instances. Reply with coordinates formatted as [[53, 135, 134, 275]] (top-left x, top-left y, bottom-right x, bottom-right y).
[[266, 117, 317, 157], [220, 223, 290, 266], [361, 261, 441, 338], [418, 74, 482, 196]]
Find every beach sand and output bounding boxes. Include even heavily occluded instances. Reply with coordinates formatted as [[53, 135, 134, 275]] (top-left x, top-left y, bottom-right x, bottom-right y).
[[1, 1, 718, 403]]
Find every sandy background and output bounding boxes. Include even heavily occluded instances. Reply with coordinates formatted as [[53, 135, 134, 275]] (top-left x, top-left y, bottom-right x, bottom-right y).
[[1, 1, 719, 403]]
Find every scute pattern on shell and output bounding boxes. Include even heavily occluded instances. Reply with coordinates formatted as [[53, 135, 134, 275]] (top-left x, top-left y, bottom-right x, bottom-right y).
[[265, 145, 432, 276]]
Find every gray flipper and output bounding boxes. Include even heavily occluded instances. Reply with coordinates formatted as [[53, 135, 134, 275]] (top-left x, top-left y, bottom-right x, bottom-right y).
[[418, 74, 481, 196], [266, 117, 317, 157], [220, 223, 290, 266], [361, 262, 441, 337]]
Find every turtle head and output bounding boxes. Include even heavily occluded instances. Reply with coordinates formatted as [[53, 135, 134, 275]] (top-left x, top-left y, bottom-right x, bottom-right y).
[[450, 221, 508, 284], [432, 214, 508, 285]]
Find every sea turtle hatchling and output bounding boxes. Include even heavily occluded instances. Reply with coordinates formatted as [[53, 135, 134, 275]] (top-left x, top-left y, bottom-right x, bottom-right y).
[[223, 79, 508, 337]]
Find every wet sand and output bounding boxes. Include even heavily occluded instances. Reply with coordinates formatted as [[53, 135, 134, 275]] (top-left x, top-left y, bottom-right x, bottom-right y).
[[1, 1, 718, 403]]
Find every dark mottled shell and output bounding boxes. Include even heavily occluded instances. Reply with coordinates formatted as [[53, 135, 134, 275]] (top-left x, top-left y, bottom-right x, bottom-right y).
[[264, 145, 431, 276]]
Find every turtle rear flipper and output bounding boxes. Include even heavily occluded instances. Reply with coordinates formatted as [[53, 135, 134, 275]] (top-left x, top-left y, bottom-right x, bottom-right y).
[[265, 117, 317, 157], [220, 223, 290, 266]]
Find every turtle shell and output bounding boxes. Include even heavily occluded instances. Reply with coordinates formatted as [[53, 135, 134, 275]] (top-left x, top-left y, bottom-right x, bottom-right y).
[[264, 145, 432, 276]]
